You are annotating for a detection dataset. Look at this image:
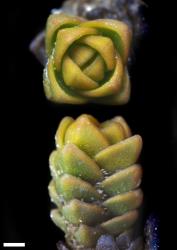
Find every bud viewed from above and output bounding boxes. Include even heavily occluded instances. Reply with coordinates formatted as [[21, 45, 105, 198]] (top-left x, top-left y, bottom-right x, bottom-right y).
[[43, 13, 132, 105]]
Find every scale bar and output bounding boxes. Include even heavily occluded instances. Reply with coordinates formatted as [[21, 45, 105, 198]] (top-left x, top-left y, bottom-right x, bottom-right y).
[[3, 243, 25, 247]]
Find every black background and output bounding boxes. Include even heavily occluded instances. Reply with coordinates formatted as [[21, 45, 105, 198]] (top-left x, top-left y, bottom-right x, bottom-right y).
[[5, 0, 177, 249]]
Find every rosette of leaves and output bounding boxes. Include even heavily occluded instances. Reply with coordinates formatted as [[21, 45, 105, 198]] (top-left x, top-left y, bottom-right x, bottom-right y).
[[44, 13, 132, 105], [49, 114, 143, 249]]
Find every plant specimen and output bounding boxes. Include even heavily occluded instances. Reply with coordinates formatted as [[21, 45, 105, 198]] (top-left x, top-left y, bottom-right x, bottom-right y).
[[29, 1, 159, 249], [49, 114, 143, 249]]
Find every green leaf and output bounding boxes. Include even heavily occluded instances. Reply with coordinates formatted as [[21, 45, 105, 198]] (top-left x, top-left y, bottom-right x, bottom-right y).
[[101, 165, 142, 196], [101, 210, 138, 235], [60, 143, 103, 183], [103, 189, 143, 216], [74, 225, 103, 248], [50, 209, 67, 232], [55, 174, 100, 202], [62, 199, 105, 226], [95, 135, 142, 173]]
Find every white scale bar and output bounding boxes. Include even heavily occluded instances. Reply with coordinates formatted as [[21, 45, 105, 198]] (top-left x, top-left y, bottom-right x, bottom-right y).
[[3, 243, 25, 247]]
